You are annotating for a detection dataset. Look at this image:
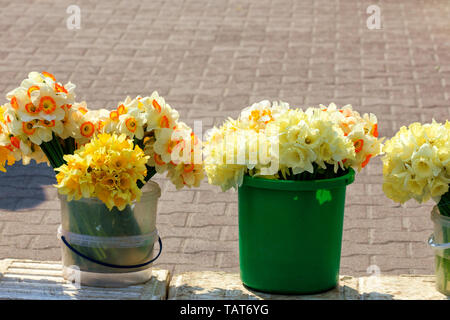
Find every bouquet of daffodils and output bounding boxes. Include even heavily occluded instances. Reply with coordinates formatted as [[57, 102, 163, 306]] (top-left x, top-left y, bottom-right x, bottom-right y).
[[382, 121, 450, 216], [204, 100, 383, 191], [55, 133, 148, 211], [0, 71, 204, 267], [0, 72, 203, 210]]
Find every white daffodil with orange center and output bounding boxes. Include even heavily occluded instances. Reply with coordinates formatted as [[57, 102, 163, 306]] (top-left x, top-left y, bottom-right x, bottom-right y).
[[118, 108, 145, 139], [168, 162, 204, 189], [38, 118, 64, 137], [39, 96, 57, 115], [79, 121, 95, 138], [24, 103, 40, 115], [143, 134, 169, 173], [14, 72, 74, 121], [27, 85, 40, 99], [104, 99, 135, 134], [62, 102, 99, 143], [144, 93, 179, 131], [22, 121, 37, 136], [153, 128, 187, 165], [9, 117, 52, 145], [240, 100, 289, 131], [8, 89, 45, 123], [0, 71, 78, 170], [86, 108, 110, 135]]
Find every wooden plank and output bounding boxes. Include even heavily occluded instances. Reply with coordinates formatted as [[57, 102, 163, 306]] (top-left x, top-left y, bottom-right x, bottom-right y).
[[0, 278, 144, 294], [0, 283, 143, 300], [8, 267, 63, 277], [10, 262, 62, 270], [0, 259, 14, 280], [2, 273, 64, 283], [0, 259, 169, 300]]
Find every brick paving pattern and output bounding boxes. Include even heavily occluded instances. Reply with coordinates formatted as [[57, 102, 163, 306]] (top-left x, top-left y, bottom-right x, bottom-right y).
[[0, 0, 449, 276]]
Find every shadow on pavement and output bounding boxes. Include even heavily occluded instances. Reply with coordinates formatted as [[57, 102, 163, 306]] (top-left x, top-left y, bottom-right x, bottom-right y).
[[0, 161, 56, 211]]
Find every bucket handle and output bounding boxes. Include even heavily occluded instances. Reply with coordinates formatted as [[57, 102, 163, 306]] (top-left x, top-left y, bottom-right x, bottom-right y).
[[60, 234, 163, 269], [428, 234, 450, 250]]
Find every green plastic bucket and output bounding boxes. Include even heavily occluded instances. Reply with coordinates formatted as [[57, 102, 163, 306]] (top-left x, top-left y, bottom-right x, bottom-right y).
[[238, 168, 355, 294]]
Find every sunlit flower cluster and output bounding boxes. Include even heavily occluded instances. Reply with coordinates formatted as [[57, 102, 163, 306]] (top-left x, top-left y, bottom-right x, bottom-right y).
[[52, 92, 204, 190], [318, 103, 382, 171], [134, 93, 204, 189], [83, 93, 204, 189], [55, 133, 148, 210], [2, 72, 75, 152], [382, 120, 450, 204], [204, 101, 382, 191], [0, 72, 204, 196]]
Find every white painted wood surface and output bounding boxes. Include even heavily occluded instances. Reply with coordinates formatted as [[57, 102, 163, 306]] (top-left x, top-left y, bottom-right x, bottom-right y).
[[0, 259, 169, 300], [1, 259, 448, 300], [169, 271, 449, 300]]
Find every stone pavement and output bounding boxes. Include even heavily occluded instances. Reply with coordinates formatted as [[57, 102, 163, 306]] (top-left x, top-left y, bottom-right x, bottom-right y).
[[0, 0, 449, 277]]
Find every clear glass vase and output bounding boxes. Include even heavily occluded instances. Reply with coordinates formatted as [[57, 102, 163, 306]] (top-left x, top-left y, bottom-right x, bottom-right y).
[[57, 181, 161, 287], [429, 206, 450, 296]]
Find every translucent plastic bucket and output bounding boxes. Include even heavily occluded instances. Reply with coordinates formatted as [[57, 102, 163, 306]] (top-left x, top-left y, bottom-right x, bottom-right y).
[[429, 206, 450, 296], [238, 169, 355, 294], [57, 181, 162, 287]]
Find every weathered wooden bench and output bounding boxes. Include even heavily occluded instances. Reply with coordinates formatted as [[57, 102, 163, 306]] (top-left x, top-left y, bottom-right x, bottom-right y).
[[0, 259, 447, 300]]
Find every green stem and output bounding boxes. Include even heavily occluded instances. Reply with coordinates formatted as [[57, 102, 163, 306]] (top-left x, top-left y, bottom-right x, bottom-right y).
[[41, 135, 67, 168], [436, 192, 450, 293], [64, 137, 76, 155], [52, 137, 66, 165], [133, 137, 145, 150], [438, 190, 450, 217], [40, 143, 58, 169], [132, 138, 156, 189], [137, 165, 157, 189], [67, 201, 108, 268], [48, 143, 63, 167]]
